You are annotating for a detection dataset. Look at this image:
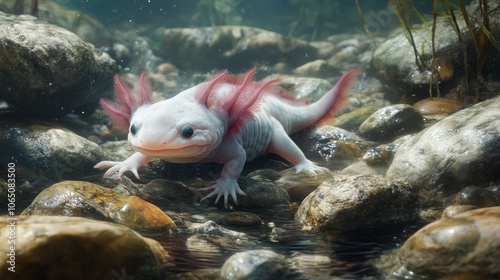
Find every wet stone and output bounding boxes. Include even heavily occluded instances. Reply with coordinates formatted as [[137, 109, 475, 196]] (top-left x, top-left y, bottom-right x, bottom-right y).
[[334, 105, 380, 131], [293, 59, 335, 77], [277, 75, 332, 102], [363, 144, 398, 166], [397, 206, 500, 279], [295, 175, 418, 229], [0, 0, 113, 46], [227, 177, 290, 209], [387, 95, 500, 192], [274, 168, 332, 202], [455, 186, 499, 207], [0, 123, 109, 183], [220, 250, 288, 280], [140, 179, 196, 210], [223, 211, 263, 227], [0, 216, 171, 280], [0, 11, 115, 117], [21, 181, 176, 234], [412, 97, 463, 116], [293, 125, 366, 170], [359, 104, 424, 142], [442, 205, 478, 218]]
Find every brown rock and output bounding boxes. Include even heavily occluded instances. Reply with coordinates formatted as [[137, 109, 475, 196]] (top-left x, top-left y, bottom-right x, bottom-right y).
[[398, 206, 500, 279], [0, 216, 171, 280], [22, 181, 176, 234]]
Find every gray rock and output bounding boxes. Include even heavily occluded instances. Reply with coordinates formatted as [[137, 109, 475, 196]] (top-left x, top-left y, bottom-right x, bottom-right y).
[[0, 0, 113, 46], [455, 186, 499, 207], [292, 125, 366, 170], [276, 75, 333, 102], [371, 0, 500, 98], [386, 95, 500, 192], [359, 104, 424, 142], [0, 216, 171, 280], [223, 177, 291, 209], [162, 26, 318, 71], [295, 175, 418, 229], [220, 250, 288, 280], [293, 59, 335, 77], [0, 123, 109, 182], [0, 12, 115, 117], [395, 206, 500, 279]]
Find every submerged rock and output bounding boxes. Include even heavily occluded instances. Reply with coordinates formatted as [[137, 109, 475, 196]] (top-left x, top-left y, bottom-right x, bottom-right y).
[[0, 0, 113, 46], [0, 11, 115, 117], [162, 26, 317, 71], [223, 211, 263, 227], [293, 125, 366, 170], [0, 123, 108, 183], [0, 216, 171, 280], [371, 0, 500, 99], [455, 186, 499, 208], [220, 250, 288, 280], [22, 181, 176, 234], [359, 104, 424, 142], [387, 95, 500, 192], [334, 105, 379, 131], [396, 206, 500, 279], [412, 97, 463, 116], [295, 175, 418, 229]]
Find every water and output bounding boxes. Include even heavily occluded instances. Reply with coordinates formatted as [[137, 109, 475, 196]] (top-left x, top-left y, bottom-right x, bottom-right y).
[[149, 206, 424, 278], [0, 0, 446, 278]]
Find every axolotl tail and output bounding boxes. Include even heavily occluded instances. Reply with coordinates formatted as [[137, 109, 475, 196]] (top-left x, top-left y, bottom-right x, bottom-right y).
[[282, 69, 360, 134]]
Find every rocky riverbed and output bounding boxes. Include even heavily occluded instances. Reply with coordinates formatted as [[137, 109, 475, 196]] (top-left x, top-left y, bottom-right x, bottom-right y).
[[1, 0, 500, 279]]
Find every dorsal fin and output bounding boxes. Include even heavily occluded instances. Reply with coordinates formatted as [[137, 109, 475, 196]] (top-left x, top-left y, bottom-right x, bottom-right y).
[[100, 71, 152, 131]]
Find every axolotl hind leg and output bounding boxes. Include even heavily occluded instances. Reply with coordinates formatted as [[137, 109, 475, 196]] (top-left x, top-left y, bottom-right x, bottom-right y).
[[267, 121, 330, 175]]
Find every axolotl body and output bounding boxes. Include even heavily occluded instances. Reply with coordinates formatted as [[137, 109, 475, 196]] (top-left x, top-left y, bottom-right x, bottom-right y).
[[95, 68, 359, 206]]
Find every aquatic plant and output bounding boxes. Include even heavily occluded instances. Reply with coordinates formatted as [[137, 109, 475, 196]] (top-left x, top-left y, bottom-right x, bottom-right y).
[[356, 0, 499, 101]]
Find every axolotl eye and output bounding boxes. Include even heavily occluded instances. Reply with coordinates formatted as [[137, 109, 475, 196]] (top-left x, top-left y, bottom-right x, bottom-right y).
[[181, 125, 194, 138], [130, 123, 138, 135]]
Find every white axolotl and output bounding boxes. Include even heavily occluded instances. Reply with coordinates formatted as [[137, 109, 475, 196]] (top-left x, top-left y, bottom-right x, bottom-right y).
[[95, 68, 359, 206]]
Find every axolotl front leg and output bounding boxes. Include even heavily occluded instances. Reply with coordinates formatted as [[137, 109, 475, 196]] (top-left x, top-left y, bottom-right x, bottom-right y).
[[94, 152, 152, 179], [200, 138, 247, 206]]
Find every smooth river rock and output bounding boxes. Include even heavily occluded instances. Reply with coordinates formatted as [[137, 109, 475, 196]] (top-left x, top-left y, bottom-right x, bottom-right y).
[[22, 181, 176, 234], [387, 95, 500, 192], [0, 11, 115, 117], [0, 123, 109, 183], [295, 175, 418, 229], [359, 104, 424, 142], [220, 249, 288, 280], [396, 206, 500, 279], [0, 215, 171, 280]]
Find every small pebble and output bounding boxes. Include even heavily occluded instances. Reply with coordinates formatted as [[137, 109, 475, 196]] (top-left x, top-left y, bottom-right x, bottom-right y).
[[223, 211, 263, 227], [413, 97, 462, 116]]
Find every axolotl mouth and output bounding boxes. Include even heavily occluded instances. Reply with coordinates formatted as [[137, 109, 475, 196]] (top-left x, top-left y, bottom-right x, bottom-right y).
[[131, 144, 211, 163]]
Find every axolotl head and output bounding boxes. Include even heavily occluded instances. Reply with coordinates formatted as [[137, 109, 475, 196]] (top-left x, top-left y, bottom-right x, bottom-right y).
[[128, 90, 226, 163]]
